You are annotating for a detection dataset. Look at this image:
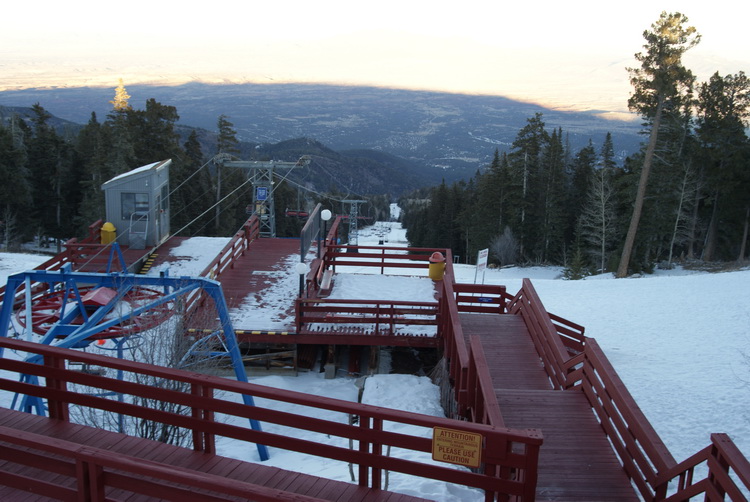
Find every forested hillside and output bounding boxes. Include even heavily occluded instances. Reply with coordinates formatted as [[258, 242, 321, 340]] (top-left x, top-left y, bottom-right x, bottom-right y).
[[401, 14, 749, 274], [0, 82, 644, 181], [0, 97, 411, 247], [1, 13, 747, 275]]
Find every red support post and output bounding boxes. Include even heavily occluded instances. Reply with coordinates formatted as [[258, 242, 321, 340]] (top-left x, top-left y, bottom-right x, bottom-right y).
[[358, 415, 370, 487], [44, 354, 69, 422], [191, 383, 215, 454], [371, 417, 383, 490]]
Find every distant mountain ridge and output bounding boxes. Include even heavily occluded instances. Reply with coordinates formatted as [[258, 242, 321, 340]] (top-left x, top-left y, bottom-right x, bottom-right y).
[[0, 82, 643, 183]]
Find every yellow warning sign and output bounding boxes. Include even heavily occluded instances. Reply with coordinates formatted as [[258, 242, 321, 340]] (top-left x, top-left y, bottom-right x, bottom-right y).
[[432, 427, 482, 468]]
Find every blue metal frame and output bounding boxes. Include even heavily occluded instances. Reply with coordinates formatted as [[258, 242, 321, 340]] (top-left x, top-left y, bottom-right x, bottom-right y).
[[0, 266, 270, 461]]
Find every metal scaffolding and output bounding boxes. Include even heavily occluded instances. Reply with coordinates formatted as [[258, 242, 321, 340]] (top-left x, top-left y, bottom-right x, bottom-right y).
[[342, 199, 367, 245], [223, 157, 310, 237]]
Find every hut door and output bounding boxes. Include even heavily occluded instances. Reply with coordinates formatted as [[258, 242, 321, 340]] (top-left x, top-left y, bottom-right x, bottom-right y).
[[155, 190, 169, 244]]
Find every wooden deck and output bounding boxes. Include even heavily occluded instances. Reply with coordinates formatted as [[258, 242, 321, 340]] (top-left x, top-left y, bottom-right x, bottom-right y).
[[218, 237, 301, 323], [0, 407, 428, 501], [214, 238, 439, 347], [460, 313, 639, 502]]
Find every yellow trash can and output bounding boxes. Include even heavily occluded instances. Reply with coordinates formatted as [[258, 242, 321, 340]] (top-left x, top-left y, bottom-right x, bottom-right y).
[[428, 251, 446, 281], [100, 222, 117, 244]]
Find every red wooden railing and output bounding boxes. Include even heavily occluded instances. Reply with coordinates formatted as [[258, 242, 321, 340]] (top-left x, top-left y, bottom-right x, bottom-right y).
[[436, 261, 471, 418], [0, 220, 105, 308], [59, 219, 128, 273], [464, 335, 505, 428], [198, 215, 260, 282], [304, 215, 449, 298], [655, 433, 750, 501], [0, 337, 542, 500], [183, 215, 260, 314], [505, 278, 750, 501], [295, 298, 439, 337], [506, 280, 580, 390], [0, 426, 324, 502], [453, 283, 508, 314]]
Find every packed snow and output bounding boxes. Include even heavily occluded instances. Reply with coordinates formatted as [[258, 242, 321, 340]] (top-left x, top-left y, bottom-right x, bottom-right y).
[[1, 207, 749, 500]]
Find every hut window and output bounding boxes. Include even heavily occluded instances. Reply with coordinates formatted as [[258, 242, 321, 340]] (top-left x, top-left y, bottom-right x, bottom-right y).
[[121, 193, 149, 220]]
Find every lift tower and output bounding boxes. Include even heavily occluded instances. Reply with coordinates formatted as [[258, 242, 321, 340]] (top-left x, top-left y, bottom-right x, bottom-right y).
[[343, 199, 367, 246], [223, 156, 311, 237]]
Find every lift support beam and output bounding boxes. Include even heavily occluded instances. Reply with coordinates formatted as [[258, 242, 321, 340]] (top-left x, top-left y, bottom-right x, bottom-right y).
[[0, 265, 270, 461]]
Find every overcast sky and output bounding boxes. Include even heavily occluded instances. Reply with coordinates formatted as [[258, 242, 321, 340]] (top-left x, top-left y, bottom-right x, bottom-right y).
[[3, 1, 748, 118]]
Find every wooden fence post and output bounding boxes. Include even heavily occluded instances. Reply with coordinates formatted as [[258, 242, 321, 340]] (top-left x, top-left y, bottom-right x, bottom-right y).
[[44, 353, 69, 422], [191, 383, 215, 454]]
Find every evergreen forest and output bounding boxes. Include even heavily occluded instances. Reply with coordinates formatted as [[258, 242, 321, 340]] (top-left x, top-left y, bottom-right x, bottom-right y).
[[0, 89, 392, 251], [0, 13, 748, 277], [400, 13, 749, 276]]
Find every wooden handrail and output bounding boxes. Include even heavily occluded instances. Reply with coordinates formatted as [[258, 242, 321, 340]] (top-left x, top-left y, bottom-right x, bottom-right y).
[[184, 216, 260, 314], [0, 337, 542, 499], [505, 278, 750, 501], [652, 433, 750, 501], [198, 215, 260, 281], [466, 335, 506, 428], [438, 264, 472, 418], [454, 283, 509, 314], [577, 338, 676, 500], [296, 298, 439, 336], [510, 279, 574, 390], [0, 425, 326, 501]]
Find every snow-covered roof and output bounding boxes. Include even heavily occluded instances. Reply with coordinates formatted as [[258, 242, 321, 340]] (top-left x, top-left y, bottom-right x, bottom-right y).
[[102, 159, 171, 187]]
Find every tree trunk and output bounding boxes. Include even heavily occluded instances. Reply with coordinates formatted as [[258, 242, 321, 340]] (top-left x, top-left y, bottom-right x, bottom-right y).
[[686, 177, 702, 259], [616, 98, 664, 278], [667, 161, 692, 267], [739, 206, 749, 262], [702, 190, 720, 262]]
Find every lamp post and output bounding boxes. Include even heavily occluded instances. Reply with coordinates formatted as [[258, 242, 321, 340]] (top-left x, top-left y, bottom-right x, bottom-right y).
[[296, 261, 308, 298], [320, 209, 332, 259]]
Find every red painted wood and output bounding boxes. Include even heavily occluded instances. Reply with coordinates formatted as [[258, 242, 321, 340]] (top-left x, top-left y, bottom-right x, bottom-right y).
[[218, 237, 301, 312], [0, 407, 430, 501], [496, 389, 640, 501], [459, 314, 552, 390], [0, 337, 539, 499], [461, 312, 640, 501]]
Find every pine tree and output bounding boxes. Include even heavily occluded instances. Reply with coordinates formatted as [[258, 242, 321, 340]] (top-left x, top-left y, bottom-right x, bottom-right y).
[[0, 121, 31, 246], [110, 79, 131, 112], [563, 232, 590, 280], [127, 99, 182, 164], [103, 98, 136, 177], [27, 104, 77, 245], [617, 11, 700, 277], [579, 168, 617, 273], [600, 133, 617, 170], [507, 113, 549, 261], [171, 130, 212, 235], [695, 71, 750, 260], [538, 128, 567, 263], [75, 113, 108, 232], [213, 115, 244, 235], [566, 141, 597, 247], [464, 150, 508, 261]]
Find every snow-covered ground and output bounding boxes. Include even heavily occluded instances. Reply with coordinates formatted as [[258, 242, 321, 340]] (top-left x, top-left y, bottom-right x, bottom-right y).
[[1, 206, 749, 499]]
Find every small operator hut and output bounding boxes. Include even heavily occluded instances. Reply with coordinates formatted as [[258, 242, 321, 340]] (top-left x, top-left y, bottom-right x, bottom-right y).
[[101, 159, 171, 249]]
